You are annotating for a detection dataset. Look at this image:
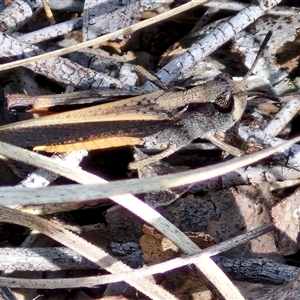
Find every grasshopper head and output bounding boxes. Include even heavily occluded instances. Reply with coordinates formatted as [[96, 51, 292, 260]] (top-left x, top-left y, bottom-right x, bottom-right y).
[[210, 77, 248, 133], [229, 31, 273, 124], [211, 73, 247, 129], [211, 32, 272, 134]]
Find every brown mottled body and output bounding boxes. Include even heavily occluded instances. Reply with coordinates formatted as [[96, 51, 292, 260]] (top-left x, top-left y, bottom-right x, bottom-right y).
[[0, 72, 248, 169]]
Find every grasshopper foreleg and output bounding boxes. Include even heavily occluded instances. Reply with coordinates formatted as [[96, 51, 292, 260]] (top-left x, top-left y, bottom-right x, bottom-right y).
[[202, 131, 244, 157]]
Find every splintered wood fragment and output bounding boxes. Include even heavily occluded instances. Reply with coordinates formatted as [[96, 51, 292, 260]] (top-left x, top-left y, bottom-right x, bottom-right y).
[[135, 65, 168, 90]]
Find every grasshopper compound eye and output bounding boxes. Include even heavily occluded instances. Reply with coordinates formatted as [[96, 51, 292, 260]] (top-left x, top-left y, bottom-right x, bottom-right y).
[[212, 73, 235, 112]]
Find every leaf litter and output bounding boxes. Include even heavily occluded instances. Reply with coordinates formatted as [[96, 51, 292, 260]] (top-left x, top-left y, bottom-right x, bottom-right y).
[[1, 0, 300, 299]]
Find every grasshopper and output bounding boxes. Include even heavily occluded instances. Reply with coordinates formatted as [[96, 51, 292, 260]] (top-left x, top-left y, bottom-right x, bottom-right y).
[[0, 32, 272, 169]]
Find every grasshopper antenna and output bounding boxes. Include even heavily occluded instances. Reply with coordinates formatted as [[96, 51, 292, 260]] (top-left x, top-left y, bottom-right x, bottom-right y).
[[241, 31, 279, 102], [242, 30, 273, 83], [247, 91, 280, 102]]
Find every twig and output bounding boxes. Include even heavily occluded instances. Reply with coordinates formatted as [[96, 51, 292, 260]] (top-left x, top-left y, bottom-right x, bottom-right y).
[[0, 206, 176, 300], [0, 0, 204, 71], [0, 136, 299, 203], [0, 0, 38, 34], [41, 0, 55, 25], [152, 0, 282, 88], [0, 247, 97, 271], [0, 223, 273, 288], [0, 33, 126, 90], [263, 99, 300, 137], [0, 140, 250, 299], [203, 0, 300, 16], [18, 18, 83, 44]]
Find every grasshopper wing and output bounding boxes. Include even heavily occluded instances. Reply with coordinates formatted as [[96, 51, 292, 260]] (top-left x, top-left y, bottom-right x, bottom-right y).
[[0, 90, 174, 151]]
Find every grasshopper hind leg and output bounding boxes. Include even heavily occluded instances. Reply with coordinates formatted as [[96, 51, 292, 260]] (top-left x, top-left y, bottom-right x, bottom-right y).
[[129, 145, 180, 170]]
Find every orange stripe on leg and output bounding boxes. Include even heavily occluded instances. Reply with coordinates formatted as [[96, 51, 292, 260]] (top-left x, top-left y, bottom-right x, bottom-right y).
[[33, 137, 143, 152]]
